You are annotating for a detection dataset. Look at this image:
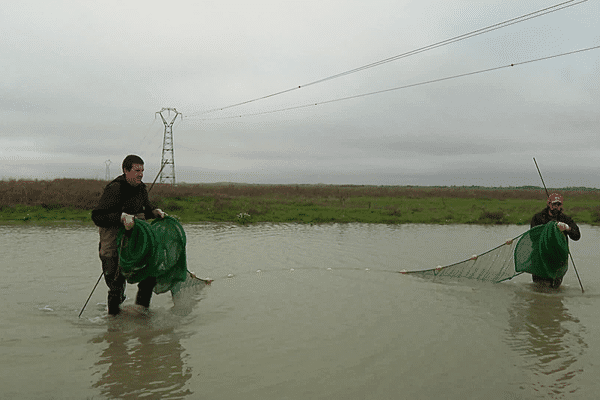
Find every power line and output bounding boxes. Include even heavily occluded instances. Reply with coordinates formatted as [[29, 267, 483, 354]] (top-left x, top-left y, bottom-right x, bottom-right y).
[[190, 45, 600, 121], [184, 0, 587, 118]]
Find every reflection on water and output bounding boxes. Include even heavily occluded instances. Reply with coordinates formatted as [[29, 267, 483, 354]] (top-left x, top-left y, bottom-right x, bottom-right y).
[[90, 290, 206, 399], [91, 316, 192, 399], [506, 288, 587, 397]]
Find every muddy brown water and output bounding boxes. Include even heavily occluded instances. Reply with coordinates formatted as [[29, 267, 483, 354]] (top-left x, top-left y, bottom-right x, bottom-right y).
[[2, 223, 600, 399]]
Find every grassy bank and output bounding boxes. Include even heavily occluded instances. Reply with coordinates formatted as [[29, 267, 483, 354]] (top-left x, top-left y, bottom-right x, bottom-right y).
[[1, 179, 600, 225]]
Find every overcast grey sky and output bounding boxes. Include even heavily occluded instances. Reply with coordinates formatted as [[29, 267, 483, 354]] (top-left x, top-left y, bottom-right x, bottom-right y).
[[2, 0, 599, 187]]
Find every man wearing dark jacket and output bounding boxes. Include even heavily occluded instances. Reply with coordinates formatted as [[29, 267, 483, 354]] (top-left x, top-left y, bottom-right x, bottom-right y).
[[92, 155, 166, 315], [530, 192, 580, 288]]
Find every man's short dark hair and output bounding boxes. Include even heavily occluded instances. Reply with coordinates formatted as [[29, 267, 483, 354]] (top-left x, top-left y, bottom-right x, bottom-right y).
[[122, 155, 144, 172]]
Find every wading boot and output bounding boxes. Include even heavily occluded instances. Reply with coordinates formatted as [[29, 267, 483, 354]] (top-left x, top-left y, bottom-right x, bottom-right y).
[[107, 294, 122, 316], [101, 256, 126, 315], [135, 276, 157, 308]]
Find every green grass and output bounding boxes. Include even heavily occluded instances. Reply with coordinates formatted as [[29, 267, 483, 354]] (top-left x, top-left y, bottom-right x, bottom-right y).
[[147, 196, 593, 226], [0, 205, 92, 224], [1, 179, 600, 225]]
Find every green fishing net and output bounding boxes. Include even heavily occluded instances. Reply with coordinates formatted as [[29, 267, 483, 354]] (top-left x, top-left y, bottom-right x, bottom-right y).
[[401, 222, 569, 284], [400, 233, 524, 283], [117, 216, 188, 294], [514, 221, 569, 280]]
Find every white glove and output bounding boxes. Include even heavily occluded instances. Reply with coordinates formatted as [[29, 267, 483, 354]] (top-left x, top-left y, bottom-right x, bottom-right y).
[[153, 209, 167, 218], [121, 212, 135, 230], [557, 222, 570, 232]]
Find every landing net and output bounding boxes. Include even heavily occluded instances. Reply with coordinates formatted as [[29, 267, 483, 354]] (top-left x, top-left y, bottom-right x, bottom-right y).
[[400, 232, 526, 283], [514, 222, 569, 280], [117, 216, 190, 294]]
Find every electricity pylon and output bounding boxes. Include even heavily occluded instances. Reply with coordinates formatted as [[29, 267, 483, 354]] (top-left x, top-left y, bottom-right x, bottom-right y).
[[105, 160, 111, 181], [156, 107, 181, 185]]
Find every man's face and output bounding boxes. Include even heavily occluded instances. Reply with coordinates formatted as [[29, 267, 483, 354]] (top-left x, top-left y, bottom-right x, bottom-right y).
[[125, 163, 144, 186], [549, 201, 563, 216]]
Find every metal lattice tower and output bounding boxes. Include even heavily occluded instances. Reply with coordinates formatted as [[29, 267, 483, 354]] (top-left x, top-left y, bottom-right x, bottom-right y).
[[156, 107, 182, 185], [105, 160, 111, 180]]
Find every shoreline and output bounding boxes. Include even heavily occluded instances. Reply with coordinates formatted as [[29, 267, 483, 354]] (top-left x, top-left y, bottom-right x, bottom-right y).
[[1, 180, 598, 226], [1, 196, 597, 226]]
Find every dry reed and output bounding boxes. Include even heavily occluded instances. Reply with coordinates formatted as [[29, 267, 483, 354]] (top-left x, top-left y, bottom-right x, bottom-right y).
[[0, 179, 598, 211]]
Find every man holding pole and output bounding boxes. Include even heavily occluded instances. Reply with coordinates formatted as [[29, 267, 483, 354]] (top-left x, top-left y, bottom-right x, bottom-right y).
[[92, 155, 167, 315], [530, 192, 581, 288]]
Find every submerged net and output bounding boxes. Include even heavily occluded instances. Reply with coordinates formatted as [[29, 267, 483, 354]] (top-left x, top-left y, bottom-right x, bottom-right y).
[[117, 216, 189, 294], [514, 222, 569, 280], [170, 271, 213, 297], [400, 232, 526, 283]]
